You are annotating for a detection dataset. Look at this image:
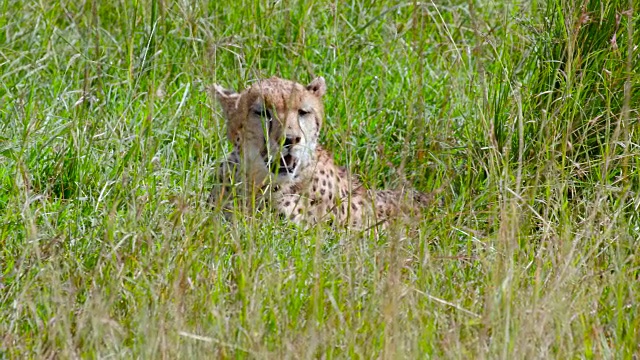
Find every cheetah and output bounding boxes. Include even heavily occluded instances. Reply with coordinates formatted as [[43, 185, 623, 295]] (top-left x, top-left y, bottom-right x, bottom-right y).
[[209, 76, 433, 229]]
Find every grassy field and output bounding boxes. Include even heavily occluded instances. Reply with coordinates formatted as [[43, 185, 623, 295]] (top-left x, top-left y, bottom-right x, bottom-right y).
[[1, 0, 639, 358]]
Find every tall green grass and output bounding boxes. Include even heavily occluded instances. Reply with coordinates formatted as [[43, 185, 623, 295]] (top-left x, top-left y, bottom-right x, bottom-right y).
[[1, 0, 638, 357]]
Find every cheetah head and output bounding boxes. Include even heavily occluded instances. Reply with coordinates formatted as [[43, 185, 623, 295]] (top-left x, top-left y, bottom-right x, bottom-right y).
[[212, 76, 326, 184]]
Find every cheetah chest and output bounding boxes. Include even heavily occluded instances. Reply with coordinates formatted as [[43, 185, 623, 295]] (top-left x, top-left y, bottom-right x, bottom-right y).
[[271, 163, 372, 226]]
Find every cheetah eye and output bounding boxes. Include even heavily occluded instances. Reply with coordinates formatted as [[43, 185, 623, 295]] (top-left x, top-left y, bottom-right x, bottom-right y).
[[253, 109, 272, 119], [298, 109, 310, 117]]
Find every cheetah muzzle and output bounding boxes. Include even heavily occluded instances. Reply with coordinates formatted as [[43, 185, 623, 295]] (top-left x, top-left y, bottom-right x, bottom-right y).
[[264, 138, 299, 176], [270, 153, 297, 176]]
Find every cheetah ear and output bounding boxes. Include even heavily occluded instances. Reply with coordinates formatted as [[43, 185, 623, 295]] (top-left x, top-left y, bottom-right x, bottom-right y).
[[306, 77, 326, 97], [210, 84, 240, 116]]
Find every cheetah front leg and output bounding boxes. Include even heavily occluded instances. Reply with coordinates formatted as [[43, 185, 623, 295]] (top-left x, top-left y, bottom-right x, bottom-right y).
[[273, 193, 316, 225]]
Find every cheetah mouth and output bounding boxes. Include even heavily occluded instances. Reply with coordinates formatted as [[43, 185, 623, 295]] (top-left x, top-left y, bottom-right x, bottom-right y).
[[269, 154, 298, 175]]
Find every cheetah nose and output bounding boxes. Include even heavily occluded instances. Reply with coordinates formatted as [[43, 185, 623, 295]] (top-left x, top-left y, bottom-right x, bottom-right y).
[[283, 135, 301, 147]]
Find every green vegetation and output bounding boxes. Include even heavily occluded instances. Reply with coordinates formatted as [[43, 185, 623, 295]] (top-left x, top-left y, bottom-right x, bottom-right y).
[[1, 0, 638, 357]]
